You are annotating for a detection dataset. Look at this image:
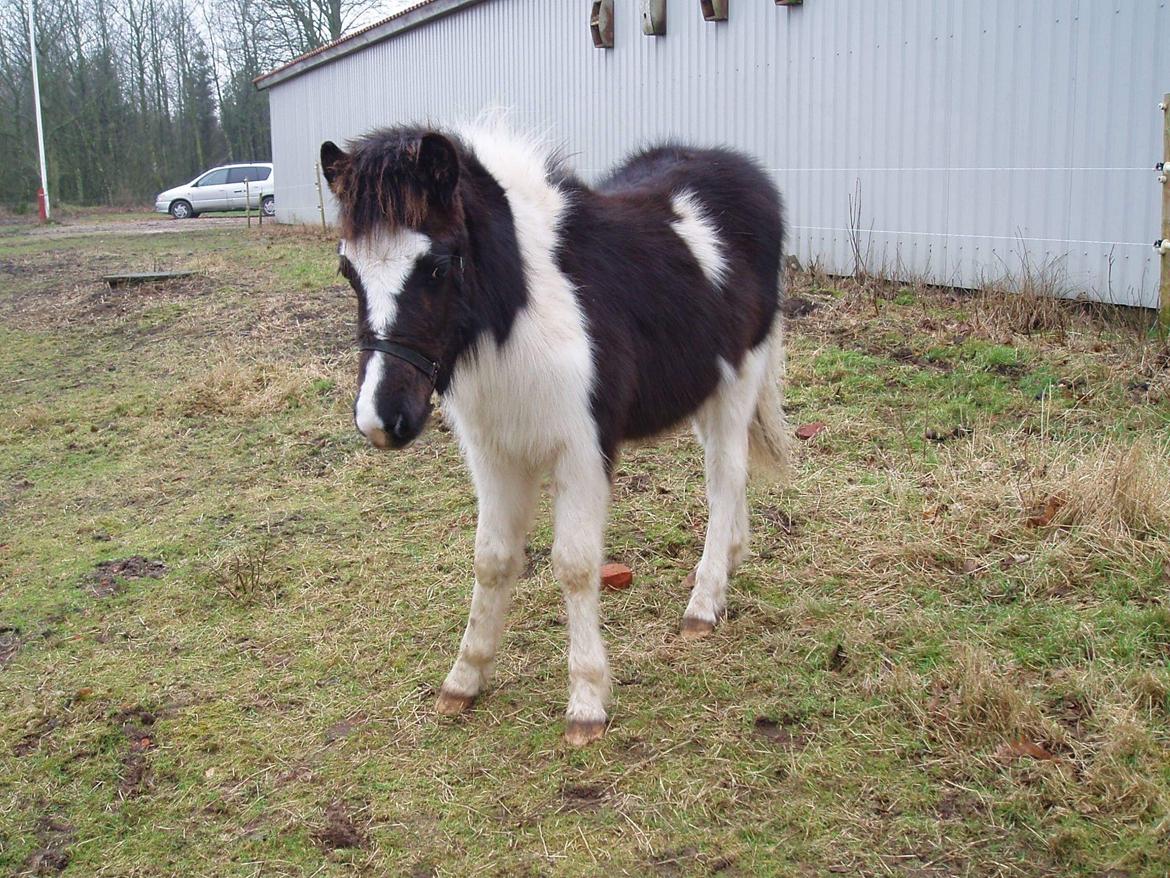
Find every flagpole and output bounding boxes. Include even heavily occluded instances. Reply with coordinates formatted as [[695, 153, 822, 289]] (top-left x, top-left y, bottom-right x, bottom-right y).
[[27, 0, 50, 221]]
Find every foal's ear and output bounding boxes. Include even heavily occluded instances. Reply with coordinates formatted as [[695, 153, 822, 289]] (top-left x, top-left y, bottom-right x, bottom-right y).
[[320, 141, 349, 189], [415, 133, 460, 210]]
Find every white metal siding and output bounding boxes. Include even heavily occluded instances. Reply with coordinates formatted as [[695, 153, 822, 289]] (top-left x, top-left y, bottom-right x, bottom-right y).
[[268, 0, 1169, 306]]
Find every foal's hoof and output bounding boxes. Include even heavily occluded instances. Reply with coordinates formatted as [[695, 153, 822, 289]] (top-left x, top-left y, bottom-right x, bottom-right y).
[[564, 719, 607, 747], [436, 687, 476, 716], [680, 616, 716, 640]]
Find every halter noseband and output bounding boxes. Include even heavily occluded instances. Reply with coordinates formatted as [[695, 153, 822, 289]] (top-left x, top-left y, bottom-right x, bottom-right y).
[[360, 338, 440, 386]]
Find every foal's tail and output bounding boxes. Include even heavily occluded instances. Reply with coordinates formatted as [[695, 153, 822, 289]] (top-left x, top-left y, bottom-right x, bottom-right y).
[[748, 312, 794, 484]]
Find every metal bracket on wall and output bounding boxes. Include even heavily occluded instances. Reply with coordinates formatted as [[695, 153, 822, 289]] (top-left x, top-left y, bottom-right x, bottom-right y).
[[700, 1, 728, 23], [591, 0, 614, 48], [642, 0, 666, 35]]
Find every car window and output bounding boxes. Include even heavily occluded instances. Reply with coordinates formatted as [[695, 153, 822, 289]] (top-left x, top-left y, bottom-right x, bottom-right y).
[[250, 166, 272, 181], [226, 167, 256, 184], [197, 168, 230, 186]]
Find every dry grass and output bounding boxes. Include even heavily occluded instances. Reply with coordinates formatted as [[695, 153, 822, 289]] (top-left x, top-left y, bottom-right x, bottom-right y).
[[174, 350, 345, 419], [1046, 439, 1170, 543]]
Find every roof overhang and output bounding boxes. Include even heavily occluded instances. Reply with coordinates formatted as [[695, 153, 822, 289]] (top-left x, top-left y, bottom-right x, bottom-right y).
[[254, 0, 486, 91]]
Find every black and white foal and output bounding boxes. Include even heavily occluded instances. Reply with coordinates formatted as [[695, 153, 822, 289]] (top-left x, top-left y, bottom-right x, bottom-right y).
[[321, 124, 790, 745]]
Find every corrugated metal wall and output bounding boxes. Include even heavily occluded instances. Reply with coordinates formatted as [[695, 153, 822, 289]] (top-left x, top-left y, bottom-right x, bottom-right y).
[[268, 0, 1170, 307]]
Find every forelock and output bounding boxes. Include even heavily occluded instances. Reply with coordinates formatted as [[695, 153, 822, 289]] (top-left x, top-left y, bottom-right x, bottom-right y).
[[332, 126, 462, 240]]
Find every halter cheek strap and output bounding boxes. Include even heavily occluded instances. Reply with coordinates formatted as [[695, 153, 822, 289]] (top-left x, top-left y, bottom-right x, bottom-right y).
[[361, 339, 440, 386]]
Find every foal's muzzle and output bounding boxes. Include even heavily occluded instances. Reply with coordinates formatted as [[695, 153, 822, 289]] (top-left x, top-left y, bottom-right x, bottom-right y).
[[355, 400, 431, 449], [355, 339, 441, 450]]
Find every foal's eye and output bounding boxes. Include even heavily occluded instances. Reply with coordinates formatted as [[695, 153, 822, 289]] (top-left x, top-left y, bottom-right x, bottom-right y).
[[431, 264, 449, 281]]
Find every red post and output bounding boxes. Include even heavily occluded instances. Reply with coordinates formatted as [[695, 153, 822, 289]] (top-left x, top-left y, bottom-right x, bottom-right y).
[[37, 188, 47, 222]]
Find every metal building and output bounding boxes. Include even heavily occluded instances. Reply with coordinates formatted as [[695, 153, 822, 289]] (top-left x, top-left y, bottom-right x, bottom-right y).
[[255, 0, 1170, 308]]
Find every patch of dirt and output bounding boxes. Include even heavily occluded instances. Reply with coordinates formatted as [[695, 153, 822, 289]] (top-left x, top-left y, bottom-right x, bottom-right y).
[[114, 707, 157, 798], [1050, 694, 1091, 737], [83, 274, 215, 318], [934, 790, 984, 821], [25, 214, 248, 239], [649, 846, 703, 876], [0, 626, 21, 668], [753, 716, 810, 748], [826, 642, 848, 672], [312, 801, 367, 850], [13, 715, 60, 756], [323, 712, 368, 744], [85, 556, 167, 598], [759, 506, 800, 535], [989, 361, 1027, 377], [614, 470, 653, 496], [559, 783, 607, 812], [21, 815, 75, 875]]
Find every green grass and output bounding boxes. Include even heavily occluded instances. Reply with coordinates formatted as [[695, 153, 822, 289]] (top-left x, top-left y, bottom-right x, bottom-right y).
[[1, 219, 1169, 876]]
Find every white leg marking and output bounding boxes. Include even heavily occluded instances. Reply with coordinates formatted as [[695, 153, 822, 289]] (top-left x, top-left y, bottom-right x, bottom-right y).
[[686, 351, 768, 628], [441, 453, 541, 702], [670, 190, 730, 289], [551, 447, 611, 732]]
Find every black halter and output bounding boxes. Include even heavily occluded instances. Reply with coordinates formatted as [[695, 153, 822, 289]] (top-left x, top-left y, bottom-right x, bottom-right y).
[[360, 339, 440, 386]]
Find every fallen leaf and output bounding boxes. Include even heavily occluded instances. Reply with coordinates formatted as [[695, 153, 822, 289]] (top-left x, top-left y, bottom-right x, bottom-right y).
[[795, 421, 827, 441], [922, 502, 948, 521], [600, 563, 633, 591], [994, 739, 1057, 762], [1026, 495, 1065, 528]]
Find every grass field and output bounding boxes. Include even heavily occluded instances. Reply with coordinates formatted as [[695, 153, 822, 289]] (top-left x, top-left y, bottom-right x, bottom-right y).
[[1, 216, 1169, 876]]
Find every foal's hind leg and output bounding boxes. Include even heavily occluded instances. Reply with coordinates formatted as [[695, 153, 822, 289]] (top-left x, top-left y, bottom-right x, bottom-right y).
[[437, 454, 540, 715], [682, 354, 767, 638]]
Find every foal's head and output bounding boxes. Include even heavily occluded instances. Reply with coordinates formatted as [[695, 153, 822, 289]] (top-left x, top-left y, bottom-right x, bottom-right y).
[[321, 128, 466, 449]]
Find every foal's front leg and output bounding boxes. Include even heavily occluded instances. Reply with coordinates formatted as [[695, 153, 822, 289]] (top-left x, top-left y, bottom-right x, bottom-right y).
[[437, 455, 539, 715], [551, 449, 612, 746]]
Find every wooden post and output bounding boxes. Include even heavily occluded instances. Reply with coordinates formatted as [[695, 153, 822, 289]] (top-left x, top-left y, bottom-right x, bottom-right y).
[[315, 161, 327, 231], [245, 178, 252, 228], [1160, 93, 1169, 329]]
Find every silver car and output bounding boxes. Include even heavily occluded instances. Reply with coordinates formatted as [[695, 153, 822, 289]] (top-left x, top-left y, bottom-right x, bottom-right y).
[[154, 163, 276, 219]]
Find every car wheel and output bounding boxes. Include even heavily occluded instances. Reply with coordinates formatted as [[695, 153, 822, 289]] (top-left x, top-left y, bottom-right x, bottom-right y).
[[170, 200, 193, 219], [261, 196, 275, 217]]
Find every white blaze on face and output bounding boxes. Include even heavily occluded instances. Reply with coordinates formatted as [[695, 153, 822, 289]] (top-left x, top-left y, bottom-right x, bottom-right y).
[[343, 228, 432, 436]]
